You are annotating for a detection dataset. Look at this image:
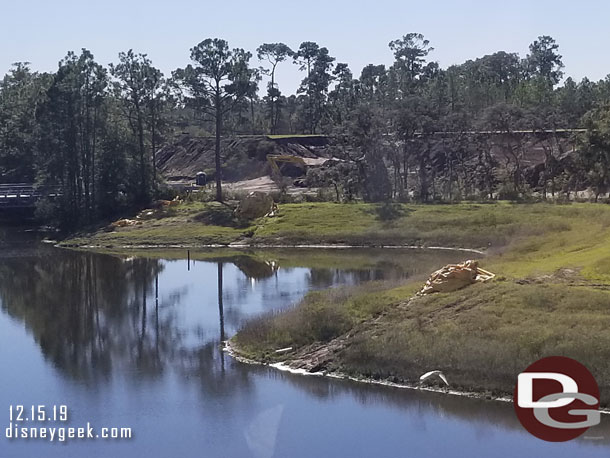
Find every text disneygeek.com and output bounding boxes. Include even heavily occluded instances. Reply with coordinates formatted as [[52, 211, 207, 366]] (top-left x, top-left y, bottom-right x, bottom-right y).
[[4, 405, 132, 442]]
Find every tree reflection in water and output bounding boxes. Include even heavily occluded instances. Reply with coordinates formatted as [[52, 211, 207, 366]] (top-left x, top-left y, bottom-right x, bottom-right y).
[[0, 247, 461, 387], [0, 251, 166, 380], [1, 245, 552, 436], [0, 249, 268, 399]]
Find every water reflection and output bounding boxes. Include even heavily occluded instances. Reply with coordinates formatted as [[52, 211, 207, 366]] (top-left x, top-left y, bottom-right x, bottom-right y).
[[2, 242, 609, 457], [0, 252, 162, 381], [0, 245, 467, 389]]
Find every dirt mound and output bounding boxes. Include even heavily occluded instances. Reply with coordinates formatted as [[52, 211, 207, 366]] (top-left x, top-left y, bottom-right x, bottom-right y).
[[157, 135, 331, 182]]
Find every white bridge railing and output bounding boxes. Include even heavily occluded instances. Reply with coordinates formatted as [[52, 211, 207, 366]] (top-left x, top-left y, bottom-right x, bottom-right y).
[[0, 184, 61, 208]]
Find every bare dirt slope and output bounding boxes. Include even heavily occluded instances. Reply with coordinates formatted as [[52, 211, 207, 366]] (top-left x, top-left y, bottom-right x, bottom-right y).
[[156, 135, 330, 182]]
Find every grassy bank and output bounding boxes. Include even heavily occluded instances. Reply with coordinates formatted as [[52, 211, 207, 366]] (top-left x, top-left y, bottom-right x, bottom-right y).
[[61, 200, 600, 250], [232, 202, 610, 404]]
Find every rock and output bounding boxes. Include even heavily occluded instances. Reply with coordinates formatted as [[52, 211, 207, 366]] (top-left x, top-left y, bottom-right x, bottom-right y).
[[418, 260, 496, 295], [236, 192, 275, 220], [111, 218, 140, 228]]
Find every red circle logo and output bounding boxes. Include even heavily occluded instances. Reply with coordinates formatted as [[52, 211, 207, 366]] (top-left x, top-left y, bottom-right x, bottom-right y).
[[514, 356, 600, 442]]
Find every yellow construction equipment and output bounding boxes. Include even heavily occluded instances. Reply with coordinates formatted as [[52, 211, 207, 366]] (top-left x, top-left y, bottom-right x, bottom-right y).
[[266, 155, 307, 180]]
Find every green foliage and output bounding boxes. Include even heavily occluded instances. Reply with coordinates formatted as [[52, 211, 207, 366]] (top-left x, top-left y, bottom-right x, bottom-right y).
[[372, 202, 408, 221], [173, 38, 256, 201], [257, 43, 293, 134], [526, 35, 564, 86], [0, 63, 49, 182], [109, 49, 168, 205], [578, 104, 610, 200], [3, 34, 610, 228], [306, 161, 360, 201], [233, 282, 395, 358], [36, 50, 109, 228], [193, 202, 251, 228], [295, 42, 335, 134]]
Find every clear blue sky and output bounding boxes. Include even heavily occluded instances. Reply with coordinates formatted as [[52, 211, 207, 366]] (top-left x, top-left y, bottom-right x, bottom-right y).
[[1, 0, 608, 93]]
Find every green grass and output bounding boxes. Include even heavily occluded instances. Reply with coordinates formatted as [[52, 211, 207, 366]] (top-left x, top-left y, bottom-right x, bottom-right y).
[[63, 201, 254, 247], [251, 202, 610, 251], [484, 205, 610, 282], [65, 224, 247, 247], [230, 202, 610, 404], [64, 201, 610, 254], [339, 282, 610, 404], [233, 281, 419, 359]]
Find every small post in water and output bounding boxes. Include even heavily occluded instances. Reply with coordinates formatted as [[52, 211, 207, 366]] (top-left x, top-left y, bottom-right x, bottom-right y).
[[155, 274, 159, 304]]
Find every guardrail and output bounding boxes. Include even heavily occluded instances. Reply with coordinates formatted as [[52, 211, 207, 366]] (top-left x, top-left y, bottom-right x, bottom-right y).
[[0, 184, 61, 208]]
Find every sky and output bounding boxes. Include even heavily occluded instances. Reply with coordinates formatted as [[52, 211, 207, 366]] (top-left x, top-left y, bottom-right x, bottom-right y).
[[1, 0, 609, 94]]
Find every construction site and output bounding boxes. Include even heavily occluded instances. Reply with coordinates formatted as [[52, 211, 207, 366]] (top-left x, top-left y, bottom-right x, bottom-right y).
[[156, 130, 585, 200]]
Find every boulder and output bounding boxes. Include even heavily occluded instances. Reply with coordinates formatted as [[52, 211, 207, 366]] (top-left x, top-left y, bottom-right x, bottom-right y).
[[111, 218, 140, 228], [418, 260, 495, 295], [236, 192, 275, 220]]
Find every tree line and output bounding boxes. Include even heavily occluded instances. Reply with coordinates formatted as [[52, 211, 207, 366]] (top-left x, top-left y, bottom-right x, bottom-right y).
[[1, 34, 610, 227]]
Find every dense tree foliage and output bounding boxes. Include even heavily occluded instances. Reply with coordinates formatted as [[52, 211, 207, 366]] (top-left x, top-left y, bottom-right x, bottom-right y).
[[2, 34, 610, 227], [257, 42, 293, 135], [174, 39, 256, 201]]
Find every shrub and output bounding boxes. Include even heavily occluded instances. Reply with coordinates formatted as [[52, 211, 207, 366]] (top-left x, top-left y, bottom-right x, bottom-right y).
[[193, 203, 250, 228], [374, 202, 407, 222]]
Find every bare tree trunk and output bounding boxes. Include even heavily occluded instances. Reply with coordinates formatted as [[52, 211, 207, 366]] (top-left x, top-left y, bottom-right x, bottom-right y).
[[448, 159, 454, 201], [250, 98, 256, 134], [402, 143, 409, 199], [151, 97, 157, 197], [214, 92, 223, 202], [91, 105, 98, 216], [270, 69, 275, 135], [418, 144, 429, 202], [136, 101, 147, 203]]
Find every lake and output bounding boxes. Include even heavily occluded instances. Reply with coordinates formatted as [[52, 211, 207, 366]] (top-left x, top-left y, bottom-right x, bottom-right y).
[[1, 229, 609, 457]]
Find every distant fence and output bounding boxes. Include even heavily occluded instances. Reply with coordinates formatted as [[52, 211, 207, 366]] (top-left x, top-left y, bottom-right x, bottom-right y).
[[0, 183, 61, 208]]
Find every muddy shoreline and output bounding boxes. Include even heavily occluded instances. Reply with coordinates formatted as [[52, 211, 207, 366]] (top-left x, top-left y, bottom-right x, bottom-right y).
[[224, 340, 513, 404], [225, 341, 610, 415], [58, 241, 486, 255]]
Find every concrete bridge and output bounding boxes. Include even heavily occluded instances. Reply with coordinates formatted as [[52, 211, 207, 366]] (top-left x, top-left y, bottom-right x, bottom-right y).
[[0, 183, 61, 209]]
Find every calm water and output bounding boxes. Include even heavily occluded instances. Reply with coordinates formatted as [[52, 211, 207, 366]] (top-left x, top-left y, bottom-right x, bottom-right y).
[[1, 230, 609, 458]]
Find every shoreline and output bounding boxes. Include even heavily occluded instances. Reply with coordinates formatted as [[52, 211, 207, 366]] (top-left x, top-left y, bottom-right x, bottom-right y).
[[224, 340, 513, 404], [52, 202, 610, 410], [224, 341, 610, 415], [55, 201, 542, 254], [57, 241, 486, 255]]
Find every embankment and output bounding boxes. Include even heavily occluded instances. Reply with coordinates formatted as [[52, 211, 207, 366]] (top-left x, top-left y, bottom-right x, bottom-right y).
[[228, 202, 610, 405], [61, 201, 596, 251]]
